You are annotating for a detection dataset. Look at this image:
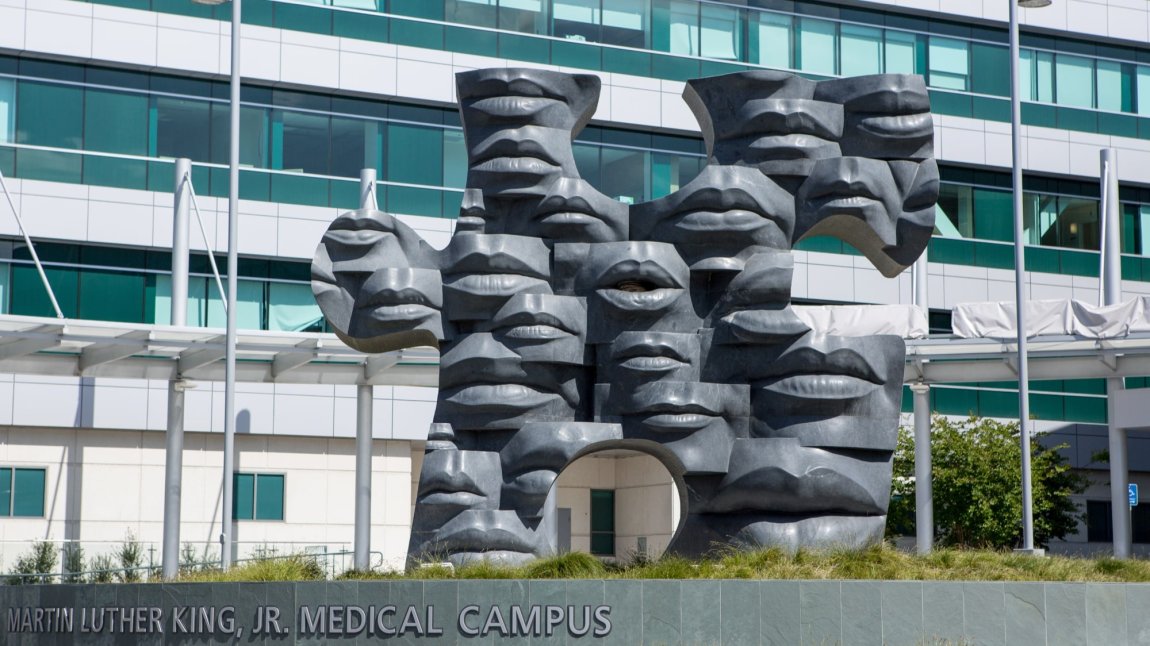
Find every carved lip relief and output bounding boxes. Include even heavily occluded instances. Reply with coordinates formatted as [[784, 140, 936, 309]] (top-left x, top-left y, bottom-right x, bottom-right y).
[[468, 126, 564, 177], [593, 257, 686, 313], [653, 169, 794, 246], [751, 343, 886, 401], [429, 510, 541, 555], [531, 177, 628, 243], [609, 335, 694, 377], [799, 157, 900, 225], [356, 268, 442, 327]]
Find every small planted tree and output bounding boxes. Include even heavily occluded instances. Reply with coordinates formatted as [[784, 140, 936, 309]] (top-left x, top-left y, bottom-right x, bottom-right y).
[[889, 415, 1088, 549], [7, 541, 58, 585], [116, 531, 144, 583]]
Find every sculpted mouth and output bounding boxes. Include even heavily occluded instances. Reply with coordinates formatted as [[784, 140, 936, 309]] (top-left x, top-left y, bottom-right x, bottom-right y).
[[322, 228, 387, 247], [363, 304, 439, 322], [596, 287, 683, 312], [858, 113, 933, 139], [673, 210, 770, 233], [617, 355, 685, 373], [637, 412, 718, 432], [470, 157, 561, 175], [467, 95, 564, 119], [721, 310, 810, 342], [445, 274, 550, 297], [442, 384, 562, 411], [757, 374, 880, 400]]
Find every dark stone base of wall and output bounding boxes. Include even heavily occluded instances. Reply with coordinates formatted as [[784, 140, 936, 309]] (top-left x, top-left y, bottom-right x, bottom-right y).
[[2, 579, 1145, 644]]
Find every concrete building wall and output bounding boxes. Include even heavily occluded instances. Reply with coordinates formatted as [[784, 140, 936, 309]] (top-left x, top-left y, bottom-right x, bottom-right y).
[[0, 425, 421, 572]]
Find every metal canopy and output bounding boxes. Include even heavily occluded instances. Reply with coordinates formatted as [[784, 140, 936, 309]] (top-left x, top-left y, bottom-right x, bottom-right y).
[[0, 314, 438, 387], [0, 313, 1148, 387]]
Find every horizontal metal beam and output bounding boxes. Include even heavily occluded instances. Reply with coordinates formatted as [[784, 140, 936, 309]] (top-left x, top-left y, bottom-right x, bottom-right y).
[[78, 330, 151, 374], [271, 339, 321, 379]]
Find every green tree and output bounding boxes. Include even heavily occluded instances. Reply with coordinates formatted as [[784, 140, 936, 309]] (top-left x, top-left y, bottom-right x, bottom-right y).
[[889, 415, 1088, 549]]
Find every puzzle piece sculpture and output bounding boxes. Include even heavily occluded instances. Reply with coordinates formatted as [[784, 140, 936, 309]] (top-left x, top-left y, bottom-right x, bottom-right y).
[[312, 68, 937, 565]]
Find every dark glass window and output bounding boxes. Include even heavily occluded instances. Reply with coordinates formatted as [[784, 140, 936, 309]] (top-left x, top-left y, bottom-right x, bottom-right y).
[[154, 97, 211, 161], [233, 473, 285, 521], [0, 467, 46, 517], [590, 489, 615, 556]]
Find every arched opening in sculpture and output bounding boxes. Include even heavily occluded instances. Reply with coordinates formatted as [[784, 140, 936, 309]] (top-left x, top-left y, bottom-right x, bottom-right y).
[[553, 446, 685, 563]]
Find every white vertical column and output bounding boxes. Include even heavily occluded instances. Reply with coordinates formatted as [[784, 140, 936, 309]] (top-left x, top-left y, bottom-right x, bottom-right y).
[[911, 384, 933, 554], [1102, 149, 1130, 558], [354, 168, 377, 572], [162, 159, 192, 579]]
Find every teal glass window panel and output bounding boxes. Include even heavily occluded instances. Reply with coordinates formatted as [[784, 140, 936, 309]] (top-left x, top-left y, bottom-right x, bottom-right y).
[[796, 17, 837, 76], [82, 156, 147, 190], [442, 129, 467, 190], [10, 264, 78, 318], [233, 473, 255, 520], [0, 77, 13, 144], [700, 4, 741, 61], [0, 468, 9, 516], [387, 123, 442, 186], [551, 39, 601, 70], [388, 185, 444, 218], [330, 178, 360, 209], [932, 387, 977, 416], [1055, 54, 1095, 109], [330, 117, 376, 179], [928, 37, 969, 91], [186, 276, 213, 327], [333, 11, 389, 42], [971, 96, 1010, 122], [85, 89, 148, 155], [883, 30, 917, 74], [751, 12, 791, 69], [666, 0, 698, 57], [499, 0, 546, 34], [928, 90, 972, 118], [1022, 102, 1057, 128], [572, 142, 600, 187], [255, 474, 285, 521], [154, 97, 211, 161], [1138, 66, 1150, 115], [1060, 248, 1100, 276], [211, 104, 269, 168], [1123, 204, 1150, 255], [602, 47, 650, 76], [1024, 246, 1061, 274], [498, 32, 550, 63], [840, 24, 882, 77], [554, 0, 598, 38], [274, 2, 332, 35], [0, 262, 8, 315], [270, 173, 330, 207], [651, 54, 698, 82], [925, 236, 971, 266], [1030, 393, 1064, 420], [391, 0, 443, 19], [239, 168, 272, 203], [589, 489, 614, 556], [12, 468, 44, 517], [389, 19, 444, 49], [972, 187, 1013, 242], [15, 148, 81, 183], [279, 110, 330, 175], [1064, 396, 1106, 424], [970, 43, 1009, 97], [1033, 50, 1055, 103], [17, 82, 83, 149], [1096, 60, 1132, 113], [269, 282, 324, 332], [79, 269, 146, 323], [207, 279, 264, 330], [1098, 112, 1138, 138], [973, 241, 1014, 270], [599, 147, 648, 204], [446, 25, 499, 57], [332, 0, 378, 9], [0, 147, 12, 177]]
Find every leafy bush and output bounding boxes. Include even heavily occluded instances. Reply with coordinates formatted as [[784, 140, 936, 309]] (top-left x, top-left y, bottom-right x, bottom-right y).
[[62, 544, 85, 583], [116, 531, 144, 583], [889, 416, 1088, 549], [7, 541, 57, 585]]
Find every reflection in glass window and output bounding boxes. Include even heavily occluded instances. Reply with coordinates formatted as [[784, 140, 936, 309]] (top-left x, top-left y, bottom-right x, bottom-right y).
[[603, 0, 646, 47], [500, 0, 546, 34], [752, 12, 791, 70], [599, 147, 648, 204], [553, 0, 598, 41], [928, 37, 969, 91], [840, 24, 882, 77], [1096, 60, 1132, 113], [269, 282, 324, 332], [155, 97, 211, 162], [797, 18, 836, 76], [280, 111, 331, 175], [331, 117, 377, 179], [212, 105, 269, 168], [1024, 193, 1099, 250], [884, 31, 917, 75], [1055, 54, 1094, 109], [700, 4, 741, 61], [447, 0, 498, 28], [0, 78, 13, 144], [936, 183, 974, 238], [205, 278, 264, 330], [668, 0, 698, 56]]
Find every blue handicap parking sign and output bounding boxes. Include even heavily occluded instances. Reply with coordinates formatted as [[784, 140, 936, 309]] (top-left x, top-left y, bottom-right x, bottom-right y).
[[1130, 483, 1139, 507]]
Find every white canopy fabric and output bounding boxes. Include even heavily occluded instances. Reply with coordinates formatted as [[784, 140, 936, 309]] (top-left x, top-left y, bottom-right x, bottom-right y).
[[952, 298, 1150, 339], [793, 304, 929, 339]]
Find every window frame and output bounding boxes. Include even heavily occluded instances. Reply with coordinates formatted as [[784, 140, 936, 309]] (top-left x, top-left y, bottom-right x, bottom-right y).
[[0, 466, 47, 518], [232, 472, 286, 522]]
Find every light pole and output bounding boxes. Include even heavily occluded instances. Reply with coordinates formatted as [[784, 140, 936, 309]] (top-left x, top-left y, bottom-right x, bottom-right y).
[[192, 0, 241, 569], [1010, 0, 1051, 554]]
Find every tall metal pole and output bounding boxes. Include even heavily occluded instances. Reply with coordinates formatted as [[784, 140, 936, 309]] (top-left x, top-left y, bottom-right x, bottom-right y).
[[221, 0, 242, 570], [1010, 0, 1036, 552], [1101, 149, 1131, 558], [162, 158, 192, 579], [911, 251, 933, 554], [354, 168, 377, 572]]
